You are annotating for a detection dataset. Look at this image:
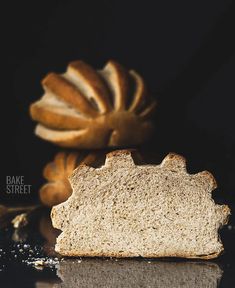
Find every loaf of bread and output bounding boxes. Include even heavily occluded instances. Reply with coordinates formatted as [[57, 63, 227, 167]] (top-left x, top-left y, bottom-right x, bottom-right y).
[[53, 259, 223, 288], [51, 150, 230, 259], [30, 60, 156, 149]]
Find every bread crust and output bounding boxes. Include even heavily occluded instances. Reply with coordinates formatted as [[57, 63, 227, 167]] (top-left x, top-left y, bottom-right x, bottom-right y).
[[30, 60, 157, 149], [53, 248, 222, 260]]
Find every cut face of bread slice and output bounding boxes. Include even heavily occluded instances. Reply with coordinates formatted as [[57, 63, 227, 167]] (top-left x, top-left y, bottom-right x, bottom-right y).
[[30, 60, 156, 149], [54, 259, 223, 288], [51, 150, 230, 259]]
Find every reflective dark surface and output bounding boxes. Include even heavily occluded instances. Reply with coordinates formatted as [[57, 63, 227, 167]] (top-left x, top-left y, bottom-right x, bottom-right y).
[[0, 208, 235, 288]]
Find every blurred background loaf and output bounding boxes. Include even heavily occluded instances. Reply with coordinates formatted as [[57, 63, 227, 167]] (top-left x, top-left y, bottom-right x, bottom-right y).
[[30, 60, 157, 149]]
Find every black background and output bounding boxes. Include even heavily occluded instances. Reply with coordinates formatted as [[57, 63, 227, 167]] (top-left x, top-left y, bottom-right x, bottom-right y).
[[2, 0, 235, 215], [1, 2, 235, 287]]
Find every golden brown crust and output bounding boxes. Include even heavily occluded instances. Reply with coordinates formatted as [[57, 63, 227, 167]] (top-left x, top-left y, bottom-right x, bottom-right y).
[[30, 102, 89, 130], [196, 170, 217, 190], [42, 73, 98, 117], [30, 60, 157, 149], [35, 112, 154, 149], [128, 70, 147, 112], [161, 152, 187, 171], [105, 149, 133, 159], [69, 61, 111, 113], [105, 60, 130, 111]]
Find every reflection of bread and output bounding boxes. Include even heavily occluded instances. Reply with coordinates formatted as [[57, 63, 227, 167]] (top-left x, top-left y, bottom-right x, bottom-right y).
[[54, 259, 223, 288], [30, 60, 156, 149], [51, 150, 230, 259], [40, 151, 101, 206]]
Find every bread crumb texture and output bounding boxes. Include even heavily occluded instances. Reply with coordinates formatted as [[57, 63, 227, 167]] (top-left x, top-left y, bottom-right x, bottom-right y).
[[51, 150, 230, 259]]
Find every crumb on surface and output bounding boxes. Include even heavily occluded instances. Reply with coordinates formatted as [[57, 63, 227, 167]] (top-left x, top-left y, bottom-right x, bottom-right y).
[[12, 213, 28, 229]]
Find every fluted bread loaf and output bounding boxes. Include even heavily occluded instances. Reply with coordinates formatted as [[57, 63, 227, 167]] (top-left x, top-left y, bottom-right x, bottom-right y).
[[30, 61, 156, 149]]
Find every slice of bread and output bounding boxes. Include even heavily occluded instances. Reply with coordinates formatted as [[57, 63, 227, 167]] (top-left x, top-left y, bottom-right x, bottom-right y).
[[51, 150, 230, 259], [53, 259, 223, 288]]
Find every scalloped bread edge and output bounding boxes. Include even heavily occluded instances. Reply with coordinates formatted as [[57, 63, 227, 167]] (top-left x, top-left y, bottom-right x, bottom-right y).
[[51, 150, 231, 259]]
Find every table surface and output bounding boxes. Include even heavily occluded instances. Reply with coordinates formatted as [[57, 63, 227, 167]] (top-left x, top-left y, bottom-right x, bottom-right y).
[[0, 208, 235, 288]]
